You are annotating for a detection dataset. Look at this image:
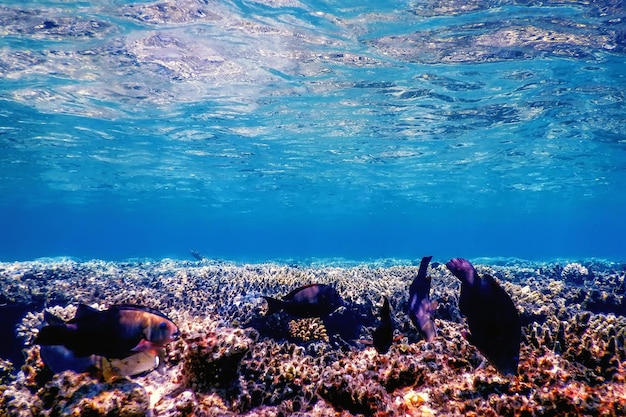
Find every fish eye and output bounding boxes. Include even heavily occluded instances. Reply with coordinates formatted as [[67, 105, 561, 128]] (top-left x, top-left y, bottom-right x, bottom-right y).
[[159, 322, 167, 330]]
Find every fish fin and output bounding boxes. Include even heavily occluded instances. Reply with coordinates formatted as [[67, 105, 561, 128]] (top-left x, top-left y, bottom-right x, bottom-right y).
[[262, 296, 284, 315], [446, 258, 477, 285], [381, 296, 390, 310], [73, 303, 99, 320], [283, 283, 320, 299], [420, 320, 437, 343], [130, 339, 153, 353], [482, 274, 500, 287], [111, 304, 174, 322], [156, 349, 165, 374], [34, 325, 73, 346], [43, 311, 66, 326], [101, 357, 123, 382], [417, 256, 433, 279]]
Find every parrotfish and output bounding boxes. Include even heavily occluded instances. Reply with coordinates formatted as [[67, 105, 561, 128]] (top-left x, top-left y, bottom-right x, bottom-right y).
[[40, 346, 162, 382], [38, 310, 165, 381], [34, 304, 179, 360], [408, 255, 437, 342], [446, 258, 521, 376], [263, 284, 344, 318], [372, 296, 394, 354]]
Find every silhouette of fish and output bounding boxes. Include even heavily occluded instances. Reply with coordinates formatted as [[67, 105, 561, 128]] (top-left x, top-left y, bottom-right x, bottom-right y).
[[38, 311, 99, 373], [190, 250, 204, 261], [446, 258, 521, 375], [263, 284, 344, 318], [34, 304, 179, 359], [408, 255, 437, 342], [372, 296, 393, 354]]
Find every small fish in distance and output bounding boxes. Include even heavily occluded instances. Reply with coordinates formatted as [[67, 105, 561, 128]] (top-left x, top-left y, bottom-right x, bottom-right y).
[[190, 250, 204, 261], [372, 296, 394, 354], [408, 255, 438, 342], [446, 258, 521, 376], [263, 284, 344, 318], [34, 304, 179, 360]]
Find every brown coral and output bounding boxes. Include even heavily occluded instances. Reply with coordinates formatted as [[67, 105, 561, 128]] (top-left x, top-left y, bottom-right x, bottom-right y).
[[288, 318, 329, 343]]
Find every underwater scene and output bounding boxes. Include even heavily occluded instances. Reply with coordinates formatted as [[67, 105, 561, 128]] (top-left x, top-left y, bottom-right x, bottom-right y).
[[1, 0, 626, 416]]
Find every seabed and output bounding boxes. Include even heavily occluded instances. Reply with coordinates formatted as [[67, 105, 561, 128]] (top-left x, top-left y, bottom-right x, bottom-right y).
[[1, 257, 625, 416]]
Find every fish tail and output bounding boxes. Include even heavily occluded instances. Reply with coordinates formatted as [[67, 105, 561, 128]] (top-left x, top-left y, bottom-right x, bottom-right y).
[[262, 296, 284, 315], [34, 325, 73, 346], [43, 311, 66, 326]]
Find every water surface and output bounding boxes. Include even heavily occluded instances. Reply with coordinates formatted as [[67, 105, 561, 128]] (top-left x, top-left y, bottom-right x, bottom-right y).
[[1, 0, 625, 262]]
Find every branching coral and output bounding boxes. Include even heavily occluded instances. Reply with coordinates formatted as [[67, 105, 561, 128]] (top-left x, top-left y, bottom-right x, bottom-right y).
[[288, 318, 329, 343]]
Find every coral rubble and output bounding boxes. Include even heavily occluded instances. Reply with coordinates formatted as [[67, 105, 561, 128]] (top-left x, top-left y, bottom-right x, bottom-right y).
[[1, 258, 625, 416]]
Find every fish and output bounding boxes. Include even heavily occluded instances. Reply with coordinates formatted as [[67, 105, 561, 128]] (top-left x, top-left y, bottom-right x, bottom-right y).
[[446, 258, 521, 376], [38, 311, 99, 374], [263, 284, 344, 318], [34, 304, 179, 360], [40, 341, 162, 382], [38, 310, 165, 381], [190, 250, 204, 261], [100, 351, 162, 382], [39, 344, 98, 374], [408, 255, 437, 342], [372, 296, 394, 354]]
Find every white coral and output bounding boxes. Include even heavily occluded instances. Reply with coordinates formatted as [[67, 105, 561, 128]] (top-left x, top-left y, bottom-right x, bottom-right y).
[[561, 263, 589, 281]]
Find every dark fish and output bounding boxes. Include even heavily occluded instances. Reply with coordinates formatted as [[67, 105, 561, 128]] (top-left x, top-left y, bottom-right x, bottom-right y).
[[38, 311, 163, 380], [372, 296, 393, 354], [38, 311, 98, 373], [408, 255, 437, 342], [446, 258, 521, 376], [263, 284, 344, 318], [34, 304, 180, 359], [39, 344, 98, 374], [190, 250, 204, 261]]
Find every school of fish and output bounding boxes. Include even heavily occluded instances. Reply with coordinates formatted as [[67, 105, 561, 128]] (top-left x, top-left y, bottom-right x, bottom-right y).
[[32, 256, 521, 379]]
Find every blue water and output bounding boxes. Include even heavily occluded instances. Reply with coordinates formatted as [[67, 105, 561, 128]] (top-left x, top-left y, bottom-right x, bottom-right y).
[[1, 0, 625, 263]]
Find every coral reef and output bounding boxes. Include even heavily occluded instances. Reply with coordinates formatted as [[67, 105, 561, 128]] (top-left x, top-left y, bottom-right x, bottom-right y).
[[0, 370, 149, 417], [1, 258, 625, 416], [41, 372, 149, 417], [0, 359, 14, 386], [288, 318, 329, 343], [562, 262, 591, 284], [182, 326, 257, 393]]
